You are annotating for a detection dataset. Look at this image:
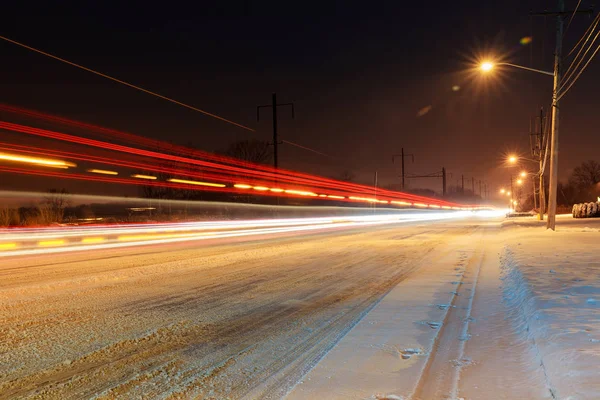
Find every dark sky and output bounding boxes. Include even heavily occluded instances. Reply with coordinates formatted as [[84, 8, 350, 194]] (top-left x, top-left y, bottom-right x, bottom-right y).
[[1, 0, 599, 198]]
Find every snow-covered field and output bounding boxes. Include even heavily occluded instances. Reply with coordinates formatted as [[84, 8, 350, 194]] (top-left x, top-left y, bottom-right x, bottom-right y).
[[1, 215, 598, 399]]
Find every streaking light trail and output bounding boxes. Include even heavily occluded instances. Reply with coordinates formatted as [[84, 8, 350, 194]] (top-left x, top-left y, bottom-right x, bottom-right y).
[[0, 151, 76, 168], [0, 211, 489, 257]]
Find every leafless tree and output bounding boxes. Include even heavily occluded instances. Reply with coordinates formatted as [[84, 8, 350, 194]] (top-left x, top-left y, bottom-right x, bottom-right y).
[[41, 189, 70, 223], [570, 160, 600, 189], [338, 170, 355, 182], [224, 140, 272, 165]]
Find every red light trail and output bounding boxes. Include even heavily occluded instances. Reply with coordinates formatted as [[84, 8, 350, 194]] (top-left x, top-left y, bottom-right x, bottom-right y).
[[0, 105, 481, 210]]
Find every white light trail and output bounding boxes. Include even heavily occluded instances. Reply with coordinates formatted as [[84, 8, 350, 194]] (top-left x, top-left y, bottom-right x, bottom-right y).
[[0, 210, 495, 257]]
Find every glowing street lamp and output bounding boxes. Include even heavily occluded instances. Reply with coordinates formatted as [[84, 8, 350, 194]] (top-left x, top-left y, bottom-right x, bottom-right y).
[[499, 188, 506, 194], [479, 61, 553, 77], [516, 179, 523, 185], [480, 61, 494, 72], [508, 155, 517, 164], [520, 171, 527, 178]]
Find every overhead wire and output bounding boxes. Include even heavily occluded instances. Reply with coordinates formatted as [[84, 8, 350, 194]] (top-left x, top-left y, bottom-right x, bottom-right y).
[[0, 35, 336, 161], [565, 5, 599, 58], [560, 12, 600, 82], [556, 11, 600, 100], [0, 35, 256, 132], [557, 40, 600, 100], [564, 0, 583, 37]]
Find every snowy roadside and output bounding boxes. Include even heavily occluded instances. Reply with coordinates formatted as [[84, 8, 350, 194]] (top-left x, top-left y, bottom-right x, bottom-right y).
[[500, 216, 600, 400]]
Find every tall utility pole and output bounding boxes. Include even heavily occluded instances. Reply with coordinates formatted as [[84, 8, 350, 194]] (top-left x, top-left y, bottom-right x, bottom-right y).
[[547, 0, 564, 230], [392, 148, 414, 190], [510, 175, 515, 212], [373, 170, 378, 212], [442, 167, 447, 197], [408, 168, 447, 197], [531, 1, 592, 229], [257, 93, 294, 169]]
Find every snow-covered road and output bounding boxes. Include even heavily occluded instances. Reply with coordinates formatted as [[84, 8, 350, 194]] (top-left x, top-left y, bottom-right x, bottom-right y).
[[1, 215, 598, 399], [0, 219, 478, 399]]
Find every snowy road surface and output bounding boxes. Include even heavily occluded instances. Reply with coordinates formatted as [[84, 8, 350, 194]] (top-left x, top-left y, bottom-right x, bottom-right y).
[[1, 215, 599, 399]]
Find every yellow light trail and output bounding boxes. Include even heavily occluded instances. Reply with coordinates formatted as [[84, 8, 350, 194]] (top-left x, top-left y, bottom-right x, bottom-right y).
[[81, 237, 105, 244], [270, 188, 284, 193], [327, 195, 345, 199], [349, 196, 377, 202], [391, 201, 412, 206], [0, 243, 17, 251], [168, 179, 226, 188], [234, 183, 252, 189], [253, 186, 269, 191], [38, 239, 65, 247], [87, 169, 118, 175], [0, 152, 76, 168], [285, 189, 318, 197], [131, 174, 157, 180]]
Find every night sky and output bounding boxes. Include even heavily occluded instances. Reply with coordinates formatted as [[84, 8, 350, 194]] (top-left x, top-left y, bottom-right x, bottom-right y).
[[2, 1, 599, 199]]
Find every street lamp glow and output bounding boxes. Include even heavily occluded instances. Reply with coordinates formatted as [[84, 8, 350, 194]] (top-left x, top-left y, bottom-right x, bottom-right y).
[[499, 188, 506, 194], [513, 200, 518, 205], [480, 61, 494, 72], [508, 155, 517, 164], [507, 191, 511, 196], [520, 171, 527, 177], [517, 179, 523, 185]]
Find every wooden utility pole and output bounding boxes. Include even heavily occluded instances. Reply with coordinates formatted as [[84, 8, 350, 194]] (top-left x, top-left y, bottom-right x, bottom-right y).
[[539, 108, 546, 220], [406, 168, 447, 197], [546, 0, 564, 230], [531, 1, 593, 229], [392, 149, 414, 190], [257, 93, 294, 169], [442, 167, 447, 197]]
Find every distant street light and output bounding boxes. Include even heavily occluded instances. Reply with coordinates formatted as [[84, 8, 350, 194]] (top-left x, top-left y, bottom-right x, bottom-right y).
[[520, 171, 527, 178], [517, 179, 523, 185], [499, 188, 506, 194]]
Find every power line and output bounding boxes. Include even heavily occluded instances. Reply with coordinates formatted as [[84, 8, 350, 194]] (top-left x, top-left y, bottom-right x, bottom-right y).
[[0, 35, 255, 132], [1, 35, 337, 160], [560, 28, 600, 88], [564, 0, 583, 36], [565, 11, 599, 58], [560, 12, 600, 83], [282, 140, 334, 158], [557, 41, 600, 100]]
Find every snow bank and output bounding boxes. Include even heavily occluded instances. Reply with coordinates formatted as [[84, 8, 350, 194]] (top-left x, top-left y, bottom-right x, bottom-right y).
[[500, 225, 600, 400]]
